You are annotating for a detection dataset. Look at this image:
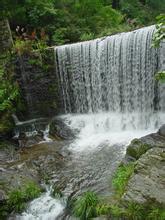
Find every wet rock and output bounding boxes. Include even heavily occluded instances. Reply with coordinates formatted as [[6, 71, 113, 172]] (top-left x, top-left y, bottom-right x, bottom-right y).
[[158, 124, 165, 137], [0, 141, 66, 197], [18, 132, 27, 148], [0, 189, 7, 203], [122, 147, 165, 204], [49, 117, 75, 140], [126, 126, 165, 160]]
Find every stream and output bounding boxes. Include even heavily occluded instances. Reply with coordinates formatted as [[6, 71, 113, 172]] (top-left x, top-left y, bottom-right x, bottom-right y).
[[16, 112, 164, 220]]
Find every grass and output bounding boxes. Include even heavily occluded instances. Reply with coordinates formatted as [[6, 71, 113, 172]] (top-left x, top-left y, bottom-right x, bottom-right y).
[[73, 191, 99, 220], [71, 190, 165, 220], [1, 181, 42, 216], [51, 186, 63, 198], [112, 163, 135, 198]]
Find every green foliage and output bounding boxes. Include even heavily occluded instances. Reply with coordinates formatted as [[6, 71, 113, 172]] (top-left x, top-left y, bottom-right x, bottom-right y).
[[152, 14, 165, 83], [72, 191, 165, 220], [152, 14, 165, 48], [96, 203, 111, 216], [52, 186, 63, 198], [8, 190, 26, 212], [0, 54, 23, 134], [124, 202, 145, 220], [73, 191, 99, 219], [155, 71, 165, 83], [147, 205, 165, 220], [7, 181, 41, 213], [112, 163, 135, 198], [23, 181, 42, 200], [2, 0, 165, 45]]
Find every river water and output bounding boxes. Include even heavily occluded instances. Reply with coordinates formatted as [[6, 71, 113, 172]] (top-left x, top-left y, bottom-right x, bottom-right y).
[[17, 112, 165, 220]]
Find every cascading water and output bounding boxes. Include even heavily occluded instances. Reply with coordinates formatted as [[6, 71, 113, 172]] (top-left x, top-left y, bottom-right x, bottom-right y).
[[55, 25, 164, 124], [18, 26, 165, 219]]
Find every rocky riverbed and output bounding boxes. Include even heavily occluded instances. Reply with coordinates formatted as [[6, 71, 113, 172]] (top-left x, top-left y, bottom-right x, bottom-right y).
[[0, 119, 165, 219], [122, 124, 165, 205]]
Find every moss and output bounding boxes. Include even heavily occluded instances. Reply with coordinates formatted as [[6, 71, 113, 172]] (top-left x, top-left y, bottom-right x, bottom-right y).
[[126, 140, 150, 160]]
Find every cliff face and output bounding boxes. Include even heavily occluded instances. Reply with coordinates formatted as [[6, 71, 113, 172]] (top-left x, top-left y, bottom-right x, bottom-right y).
[[14, 49, 62, 119]]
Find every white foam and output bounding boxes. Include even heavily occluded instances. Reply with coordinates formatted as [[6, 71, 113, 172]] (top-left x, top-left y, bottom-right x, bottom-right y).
[[17, 190, 64, 220], [61, 112, 165, 152]]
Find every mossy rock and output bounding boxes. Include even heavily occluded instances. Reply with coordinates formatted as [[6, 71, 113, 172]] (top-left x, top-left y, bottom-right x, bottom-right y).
[[126, 139, 151, 160]]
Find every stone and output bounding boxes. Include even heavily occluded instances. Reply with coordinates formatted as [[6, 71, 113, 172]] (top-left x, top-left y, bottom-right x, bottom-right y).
[[49, 117, 75, 140], [158, 124, 165, 137], [126, 126, 165, 160], [0, 189, 7, 203], [122, 147, 165, 204]]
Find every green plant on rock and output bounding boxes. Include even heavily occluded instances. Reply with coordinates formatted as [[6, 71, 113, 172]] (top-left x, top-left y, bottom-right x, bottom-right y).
[[7, 181, 41, 214], [24, 181, 42, 200], [112, 163, 135, 198], [0, 54, 24, 135], [8, 189, 26, 213], [73, 191, 99, 220], [52, 186, 63, 198], [110, 204, 124, 218], [152, 14, 165, 83], [147, 205, 165, 220], [96, 203, 111, 216], [152, 14, 165, 48], [124, 202, 145, 220]]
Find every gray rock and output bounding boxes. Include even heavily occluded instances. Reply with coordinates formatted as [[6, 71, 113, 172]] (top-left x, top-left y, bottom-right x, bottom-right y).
[[122, 147, 165, 204], [158, 124, 165, 137], [49, 117, 75, 140], [126, 126, 165, 160], [0, 189, 7, 203]]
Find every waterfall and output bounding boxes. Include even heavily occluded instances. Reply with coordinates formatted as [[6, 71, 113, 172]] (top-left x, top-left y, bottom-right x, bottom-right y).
[[55, 25, 165, 129]]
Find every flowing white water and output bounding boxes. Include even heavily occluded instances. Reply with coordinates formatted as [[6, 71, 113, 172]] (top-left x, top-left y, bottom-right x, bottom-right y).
[[18, 26, 165, 219], [61, 112, 165, 152], [55, 25, 165, 115], [17, 188, 65, 220]]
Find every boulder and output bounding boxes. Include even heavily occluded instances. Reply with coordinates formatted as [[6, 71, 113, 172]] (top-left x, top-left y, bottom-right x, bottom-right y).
[[158, 124, 165, 137], [49, 117, 75, 140], [126, 125, 165, 160], [122, 147, 165, 204]]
